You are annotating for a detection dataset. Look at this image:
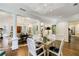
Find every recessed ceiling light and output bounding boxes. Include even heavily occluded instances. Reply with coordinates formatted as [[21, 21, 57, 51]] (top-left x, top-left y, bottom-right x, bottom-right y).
[[20, 8, 26, 12], [73, 3, 78, 6], [43, 4, 47, 7]]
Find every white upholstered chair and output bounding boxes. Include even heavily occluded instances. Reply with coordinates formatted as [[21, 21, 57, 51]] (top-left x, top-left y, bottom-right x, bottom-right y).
[[47, 36, 64, 56], [27, 38, 46, 56], [47, 34, 56, 41], [32, 34, 43, 42], [0, 50, 6, 56]]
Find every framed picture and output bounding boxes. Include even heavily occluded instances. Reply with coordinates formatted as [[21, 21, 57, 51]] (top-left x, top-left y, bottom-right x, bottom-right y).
[[17, 26, 22, 33]]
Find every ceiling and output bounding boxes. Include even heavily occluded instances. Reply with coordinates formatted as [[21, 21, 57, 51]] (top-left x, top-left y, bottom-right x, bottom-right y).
[[0, 3, 79, 24]]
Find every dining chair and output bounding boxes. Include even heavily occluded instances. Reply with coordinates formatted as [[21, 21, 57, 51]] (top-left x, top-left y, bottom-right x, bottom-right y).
[[27, 38, 46, 56], [47, 37, 64, 56], [47, 34, 56, 47], [47, 34, 56, 41], [32, 34, 43, 42], [0, 50, 6, 56]]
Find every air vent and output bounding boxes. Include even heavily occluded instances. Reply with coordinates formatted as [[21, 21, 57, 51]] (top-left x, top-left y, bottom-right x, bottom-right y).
[[20, 8, 26, 12], [73, 3, 78, 6]]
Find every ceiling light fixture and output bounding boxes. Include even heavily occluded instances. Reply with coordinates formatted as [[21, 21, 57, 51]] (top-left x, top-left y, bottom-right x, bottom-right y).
[[73, 3, 78, 6], [43, 4, 47, 7], [20, 8, 26, 12]]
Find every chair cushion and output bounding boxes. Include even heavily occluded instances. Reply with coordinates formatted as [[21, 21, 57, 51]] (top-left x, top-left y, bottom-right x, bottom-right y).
[[0, 51, 6, 56], [36, 47, 43, 55], [49, 46, 59, 53], [36, 42, 42, 45]]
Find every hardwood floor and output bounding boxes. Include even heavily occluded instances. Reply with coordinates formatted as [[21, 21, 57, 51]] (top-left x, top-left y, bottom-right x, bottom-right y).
[[3, 36, 79, 56], [5, 45, 28, 56], [63, 36, 79, 56], [0, 39, 2, 48]]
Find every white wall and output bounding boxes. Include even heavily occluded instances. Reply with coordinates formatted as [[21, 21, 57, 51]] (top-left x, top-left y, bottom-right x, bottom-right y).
[[75, 24, 79, 34], [56, 21, 68, 42], [0, 15, 13, 49], [0, 17, 3, 28], [17, 16, 41, 35], [69, 23, 79, 35], [0, 15, 13, 30]]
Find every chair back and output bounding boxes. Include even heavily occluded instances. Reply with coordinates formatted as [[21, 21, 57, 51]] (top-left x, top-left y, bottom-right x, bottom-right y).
[[48, 34, 56, 41], [32, 34, 43, 42], [58, 35, 65, 55], [27, 38, 37, 56]]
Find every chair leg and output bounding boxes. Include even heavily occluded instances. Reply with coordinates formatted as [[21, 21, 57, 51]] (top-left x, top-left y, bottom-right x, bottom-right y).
[[47, 50, 49, 56], [60, 52, 63, 56], [43, 47, 46, 56], [44, 51, 46, 56], [53, 43, 55, 46], [28, 52, 29, 56]]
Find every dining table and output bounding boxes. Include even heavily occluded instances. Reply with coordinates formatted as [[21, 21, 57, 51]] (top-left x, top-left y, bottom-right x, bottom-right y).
[[35, 36, 55, 56]]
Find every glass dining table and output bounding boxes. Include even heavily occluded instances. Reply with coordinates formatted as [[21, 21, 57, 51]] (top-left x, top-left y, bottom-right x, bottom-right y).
[[36, 36, 55, 56]]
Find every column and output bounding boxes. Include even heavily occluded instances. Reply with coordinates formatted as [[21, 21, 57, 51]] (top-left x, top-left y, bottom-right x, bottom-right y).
[[12, 14, 18, 50]]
